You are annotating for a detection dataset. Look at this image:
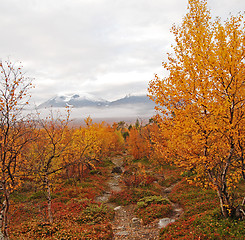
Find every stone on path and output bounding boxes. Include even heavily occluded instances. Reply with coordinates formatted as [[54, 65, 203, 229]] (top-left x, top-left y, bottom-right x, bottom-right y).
[[174, 208, 183, 218], [115, 231, 129, 236], [131, 217, 142, 228], [116, 226, 125, 230], [163, 187, 172, 193], [114, 206, 122, 211], [158, 218, 175, 228]]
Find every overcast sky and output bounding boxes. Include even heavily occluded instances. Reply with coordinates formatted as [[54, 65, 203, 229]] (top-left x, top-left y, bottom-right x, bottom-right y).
[[0, 0, 244, 104]]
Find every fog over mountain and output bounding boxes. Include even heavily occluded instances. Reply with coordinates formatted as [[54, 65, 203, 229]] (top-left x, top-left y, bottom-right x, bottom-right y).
[[36, 93, 156, 123]]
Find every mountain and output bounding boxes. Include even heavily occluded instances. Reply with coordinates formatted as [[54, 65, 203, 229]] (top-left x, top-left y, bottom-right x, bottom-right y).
[[38, 93, 109, 108], [36, 93, 156, 122], [110, 94, 155, 108], [38, 93, 154, 109]]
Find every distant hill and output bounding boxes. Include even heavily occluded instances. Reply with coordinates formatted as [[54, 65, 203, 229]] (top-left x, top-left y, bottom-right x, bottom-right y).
[[37, 93, 156, 122], [38, 93, 155, 109], [38, 93, 109, 108], [110, 94, 155, 107]]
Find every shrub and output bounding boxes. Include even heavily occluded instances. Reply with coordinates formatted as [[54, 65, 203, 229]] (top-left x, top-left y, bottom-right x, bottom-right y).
[[136, 203, 172, 225], [109, 188, 159, 205], [29, 191, 46, 201], [76, 203, 114, 225], [137, 195, 170, 208], [123, 174, 157, 188]]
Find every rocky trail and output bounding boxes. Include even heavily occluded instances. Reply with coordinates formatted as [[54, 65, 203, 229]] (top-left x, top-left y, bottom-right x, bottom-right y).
[[96, 155, 183, 240]]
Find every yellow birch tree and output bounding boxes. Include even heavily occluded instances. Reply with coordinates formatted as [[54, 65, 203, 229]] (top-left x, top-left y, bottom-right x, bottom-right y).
[[148, 0, 245, 218]]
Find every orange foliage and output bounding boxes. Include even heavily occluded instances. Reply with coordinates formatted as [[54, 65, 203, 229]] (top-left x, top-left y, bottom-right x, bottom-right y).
[[148, 0, 245, 218], [127, 127, 149, 160]]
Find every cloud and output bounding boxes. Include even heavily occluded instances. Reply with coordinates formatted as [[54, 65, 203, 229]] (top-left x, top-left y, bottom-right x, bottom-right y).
[[0, 0, 244, 104]]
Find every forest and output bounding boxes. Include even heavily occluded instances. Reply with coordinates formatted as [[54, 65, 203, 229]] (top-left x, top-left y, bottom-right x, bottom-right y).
[[0, 0, 245, 239]]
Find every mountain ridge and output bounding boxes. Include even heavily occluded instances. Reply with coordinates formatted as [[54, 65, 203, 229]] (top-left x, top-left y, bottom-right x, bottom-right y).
[[38, 93, 154, 109]]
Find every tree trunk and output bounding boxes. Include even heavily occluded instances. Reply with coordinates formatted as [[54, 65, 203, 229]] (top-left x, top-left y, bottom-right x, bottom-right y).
[[0, 184, 10, 240], [77, 162, 81, 180], [207, 166, 234, 218], [216, 188, 229, 218], [44, 175, 53, 224], [81, 162, 84, 180]]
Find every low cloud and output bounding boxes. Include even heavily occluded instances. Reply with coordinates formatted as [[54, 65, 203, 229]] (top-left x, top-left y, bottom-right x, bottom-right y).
[[0, 0, 243, 105]]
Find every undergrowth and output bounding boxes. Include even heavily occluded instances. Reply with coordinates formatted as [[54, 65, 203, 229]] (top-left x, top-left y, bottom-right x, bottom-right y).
[[7, 154, 245, 239]]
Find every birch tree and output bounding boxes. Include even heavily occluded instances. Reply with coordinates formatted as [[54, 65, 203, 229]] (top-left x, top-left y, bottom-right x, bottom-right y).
[[149, 0, 245, 218], [0, 60, 33, 238]]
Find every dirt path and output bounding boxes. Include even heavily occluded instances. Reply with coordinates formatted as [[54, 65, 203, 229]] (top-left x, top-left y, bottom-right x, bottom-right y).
[[159, 184, 183, 228], [96, 155, 183, 240], [112, 204, 160, 240]]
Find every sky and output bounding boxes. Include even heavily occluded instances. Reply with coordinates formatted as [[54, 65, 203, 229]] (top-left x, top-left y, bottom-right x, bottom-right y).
[[0, 0, 244, 105]]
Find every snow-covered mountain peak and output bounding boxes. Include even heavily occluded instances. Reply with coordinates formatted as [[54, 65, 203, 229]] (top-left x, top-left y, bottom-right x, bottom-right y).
[[54, 92, 106, 103], [38, 92, 109, 108], [38, 92, 154, 109]]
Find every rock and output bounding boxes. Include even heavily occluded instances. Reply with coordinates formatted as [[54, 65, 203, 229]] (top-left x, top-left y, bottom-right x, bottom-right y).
[[109, 181, 119, 186], [131, 217, 141, 228], [111, 166, 123, 174], [114, 206, 122, 211], [174, 208, 183, 217], [116, 226, 125, 230], [158, 218, 175, 228], [174, 208, 182, 212], [163, 187, 172, 193], [114, 175, 121, 179], [115, 231, 129, 236]]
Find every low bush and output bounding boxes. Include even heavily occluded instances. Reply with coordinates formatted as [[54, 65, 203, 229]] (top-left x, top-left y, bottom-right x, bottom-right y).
[[123, 174, 157, 187], [28, 191, 46, 201], [109, 188, 159, 205], [136, 203, 172, 225], [137, 195, 170, 208], [159, 179, 245, 239], [76, 203, 114, 225]]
